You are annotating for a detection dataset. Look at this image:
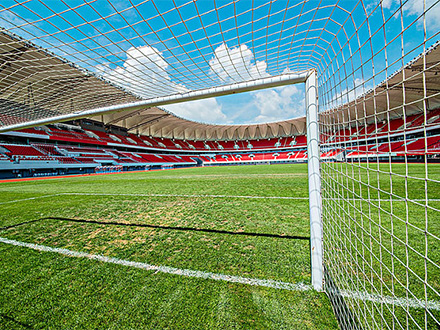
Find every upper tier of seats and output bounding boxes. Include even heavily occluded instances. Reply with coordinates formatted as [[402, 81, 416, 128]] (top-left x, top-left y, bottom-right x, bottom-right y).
[[14, 125, 307, 151]]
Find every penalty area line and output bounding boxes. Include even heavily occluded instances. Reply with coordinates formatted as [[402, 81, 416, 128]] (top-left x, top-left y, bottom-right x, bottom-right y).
[[62, 192, 309, 200]]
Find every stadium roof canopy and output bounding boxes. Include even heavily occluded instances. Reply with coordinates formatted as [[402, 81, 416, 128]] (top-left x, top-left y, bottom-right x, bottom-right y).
[[90, 106, 307, 141], [321, 41, 440, 128], [0, 1, 438, 140]]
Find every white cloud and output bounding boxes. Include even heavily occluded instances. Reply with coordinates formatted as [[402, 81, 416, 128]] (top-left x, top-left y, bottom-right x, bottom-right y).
[[96, 45, 188, 98], [165, 43, 273, 124], [381, 0, 394, 9], [164, 98, 229, 124], [99, 42, 301, 125], [203, 42, 305, 124], [382, 0, 440, 29], [95, 45, 231, 124], [165, 84, 306, 125], [209, 43, 269, 82], [248, 85, 305, 123]]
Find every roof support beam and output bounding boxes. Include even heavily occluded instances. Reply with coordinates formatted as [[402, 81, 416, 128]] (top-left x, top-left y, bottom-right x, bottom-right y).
[[0, 71, 310, 133], [104, 107, 152, 126], [128, 114, 170, 131]]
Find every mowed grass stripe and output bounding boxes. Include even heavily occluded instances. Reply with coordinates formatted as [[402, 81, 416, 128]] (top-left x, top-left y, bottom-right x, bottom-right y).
[[0, 164, 311, 198], [64, 192, 309, 200], [135, 173, 308, 179], [5, 192, 439, 204]]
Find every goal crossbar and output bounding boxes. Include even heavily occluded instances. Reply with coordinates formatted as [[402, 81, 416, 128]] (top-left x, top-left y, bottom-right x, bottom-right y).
[[0, 71, 309, 133]]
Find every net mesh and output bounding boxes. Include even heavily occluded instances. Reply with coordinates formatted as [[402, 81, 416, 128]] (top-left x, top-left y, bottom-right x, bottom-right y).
[[0, 1, 435, 130], [318, 1, 440, 329], [0, 1, 440, 328]]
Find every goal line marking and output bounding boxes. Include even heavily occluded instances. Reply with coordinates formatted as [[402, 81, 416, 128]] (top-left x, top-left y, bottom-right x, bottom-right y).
[[327, 288, 440, 312], [1, 236, 439, 311], [0, 236, 311, 292]]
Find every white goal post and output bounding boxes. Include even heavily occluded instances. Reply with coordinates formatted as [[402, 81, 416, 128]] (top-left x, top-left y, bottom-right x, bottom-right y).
[[306, 70, 324, 291]]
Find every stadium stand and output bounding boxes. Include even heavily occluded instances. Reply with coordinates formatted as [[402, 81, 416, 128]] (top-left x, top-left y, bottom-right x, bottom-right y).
[[1, 108, 440, 179], [1, 144, 46, 157]]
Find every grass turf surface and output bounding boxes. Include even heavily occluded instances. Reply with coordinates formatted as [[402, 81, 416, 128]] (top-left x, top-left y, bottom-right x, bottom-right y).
[[2, 163, 438, 328], [0, 164, 339, 329]]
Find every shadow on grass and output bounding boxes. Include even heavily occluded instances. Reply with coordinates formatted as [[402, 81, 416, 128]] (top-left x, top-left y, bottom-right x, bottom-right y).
[[1, 217, 310, 241], [0, 314, 33, 329], [0, 219, 40, 231], [324, 269, 361, 330]]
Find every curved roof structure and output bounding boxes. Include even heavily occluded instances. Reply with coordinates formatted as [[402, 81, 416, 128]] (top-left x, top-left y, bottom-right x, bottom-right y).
[[0, 31, 140, 127], [90, 107, 306, 140]]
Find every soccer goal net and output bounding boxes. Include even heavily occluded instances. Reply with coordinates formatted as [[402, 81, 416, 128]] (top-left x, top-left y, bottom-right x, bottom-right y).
[[317, 2, 440, 329]]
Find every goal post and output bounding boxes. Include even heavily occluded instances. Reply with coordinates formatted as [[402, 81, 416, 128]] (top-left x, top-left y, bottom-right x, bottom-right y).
[[306, 70, 324, 291]]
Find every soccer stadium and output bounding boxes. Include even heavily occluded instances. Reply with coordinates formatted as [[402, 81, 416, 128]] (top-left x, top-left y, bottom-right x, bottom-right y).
[[0, 1, 439, 329]]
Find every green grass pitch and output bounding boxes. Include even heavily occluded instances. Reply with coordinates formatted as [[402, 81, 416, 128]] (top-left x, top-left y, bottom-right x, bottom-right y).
[[0, 164, 339, 329], [0, 163, 439, 328]]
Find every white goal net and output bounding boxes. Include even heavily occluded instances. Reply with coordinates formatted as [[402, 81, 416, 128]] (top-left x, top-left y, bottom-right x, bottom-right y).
[[318, 2, 440, 329]]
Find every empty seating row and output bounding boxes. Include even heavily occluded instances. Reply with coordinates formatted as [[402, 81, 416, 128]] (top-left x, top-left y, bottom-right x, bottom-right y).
[[0, 144, 46, 157], [15, 125, 308, 151], [326, 107, 440, 143], [345, 135, 440, 157]]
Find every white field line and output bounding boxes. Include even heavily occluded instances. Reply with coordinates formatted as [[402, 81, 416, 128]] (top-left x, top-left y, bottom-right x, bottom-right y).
[[0, 194, 61, 205], [1, 192, 438, 203], [62, 192, 308, 200], [61, 193, 440, 202], [0, 237, 311, 292], [140, 173, 307, 179], [329, 288, 440, 312], [1, 236, 439, 311], [325, 198, 440, 202]]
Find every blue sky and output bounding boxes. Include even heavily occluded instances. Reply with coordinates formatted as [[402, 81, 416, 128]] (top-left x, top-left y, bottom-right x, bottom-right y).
[[0, 0, 438, 124]]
